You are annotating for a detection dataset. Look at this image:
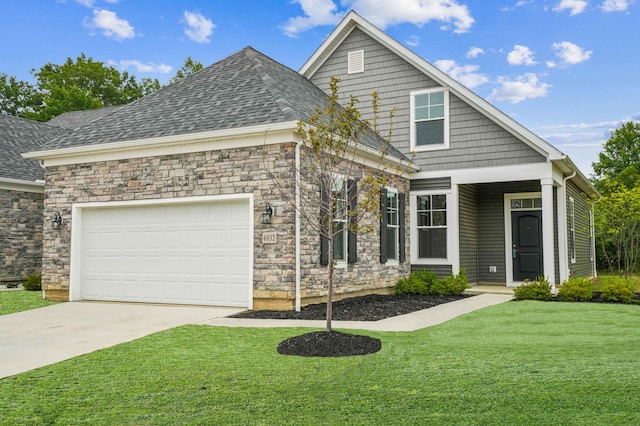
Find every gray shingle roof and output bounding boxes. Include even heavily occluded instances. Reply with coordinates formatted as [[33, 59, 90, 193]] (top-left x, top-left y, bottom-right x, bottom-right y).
[[38, 47, 407, 161], [46, 106, 123, 130], [0, 114, 70, 182]]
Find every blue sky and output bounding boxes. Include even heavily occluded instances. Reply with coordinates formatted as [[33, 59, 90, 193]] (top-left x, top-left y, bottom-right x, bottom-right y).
[[1, 0, 638, 177]]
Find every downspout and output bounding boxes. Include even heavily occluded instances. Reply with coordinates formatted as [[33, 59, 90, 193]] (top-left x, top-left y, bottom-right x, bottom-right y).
[[295, 140, 302, 311]]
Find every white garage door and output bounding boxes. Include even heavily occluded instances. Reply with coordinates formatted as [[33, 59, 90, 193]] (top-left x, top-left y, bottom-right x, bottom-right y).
[[78, 199, 251, 307]]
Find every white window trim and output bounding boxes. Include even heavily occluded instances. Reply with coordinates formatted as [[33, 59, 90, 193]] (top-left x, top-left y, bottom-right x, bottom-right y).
[[331, 176, 349, 268], [410, 88, 450, 152], [569, 196, 576, 264], [410, 190, 454, 265], [385, 187, 399, 266]]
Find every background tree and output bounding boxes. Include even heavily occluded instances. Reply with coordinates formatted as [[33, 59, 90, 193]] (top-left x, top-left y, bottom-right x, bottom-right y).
[[592, 121, 640, 190], [271, 77, 401, 332], [0, 73, 41, 117], [169, 56, 203, 84], [30, 54, 160, 121]]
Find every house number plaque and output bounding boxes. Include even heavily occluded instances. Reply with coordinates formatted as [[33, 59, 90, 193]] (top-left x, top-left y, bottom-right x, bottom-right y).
[[262, 232, 277, 244]]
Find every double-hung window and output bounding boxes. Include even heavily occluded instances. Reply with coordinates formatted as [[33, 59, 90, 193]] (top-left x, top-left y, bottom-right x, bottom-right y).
[[569, 196, 576, 263], [320, 178, 357, 266], [410, 89, 449, 151], [416, 194, 447, 259], [380, 188, 405, 264], [332, 179, 348, 262]]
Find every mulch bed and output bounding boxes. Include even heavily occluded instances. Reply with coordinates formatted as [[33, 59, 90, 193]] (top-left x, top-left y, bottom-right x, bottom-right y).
[[232, 293, 473, 322], [232, 293, 472, 358]]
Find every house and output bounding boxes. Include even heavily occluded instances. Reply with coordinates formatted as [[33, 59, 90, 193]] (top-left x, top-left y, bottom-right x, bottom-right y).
[[22, 12, 598, 309], [300, 11, 598, 290], [0, 115, 69, 285], [23, 46, 414, 310]]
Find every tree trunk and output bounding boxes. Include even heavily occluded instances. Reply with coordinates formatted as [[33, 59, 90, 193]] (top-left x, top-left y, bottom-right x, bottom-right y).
[[326, 205, 334, 332]]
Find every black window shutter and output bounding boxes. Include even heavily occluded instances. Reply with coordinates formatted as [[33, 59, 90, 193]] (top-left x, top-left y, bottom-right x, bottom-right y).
[[347, 179, 358, 264], [320, 183, 329, 266], [399, 192, 406, 263], [380, 187, 388, 263]]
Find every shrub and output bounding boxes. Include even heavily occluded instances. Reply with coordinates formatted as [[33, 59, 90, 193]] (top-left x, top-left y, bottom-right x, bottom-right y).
[[394, 270, 436, 295], [558, 277, 593, 302], [430, 269, 469, 296], [513, 277, 553, 301], [23, 274, 42, 291], [601, 277, 636, 304]]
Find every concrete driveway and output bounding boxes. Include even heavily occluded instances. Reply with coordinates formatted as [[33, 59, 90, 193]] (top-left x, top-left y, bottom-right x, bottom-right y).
[[0, 302, 243, 379]]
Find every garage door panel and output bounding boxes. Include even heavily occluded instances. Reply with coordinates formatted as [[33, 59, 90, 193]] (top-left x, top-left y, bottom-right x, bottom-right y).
[[79, 199, 251, 307]]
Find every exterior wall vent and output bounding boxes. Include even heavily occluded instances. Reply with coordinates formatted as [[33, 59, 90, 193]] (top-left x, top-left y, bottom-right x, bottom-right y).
[[348, 50, 364, 74]]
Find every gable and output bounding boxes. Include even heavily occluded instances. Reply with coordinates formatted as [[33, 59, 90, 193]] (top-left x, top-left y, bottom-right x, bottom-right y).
[[307, 27, 546, 172]]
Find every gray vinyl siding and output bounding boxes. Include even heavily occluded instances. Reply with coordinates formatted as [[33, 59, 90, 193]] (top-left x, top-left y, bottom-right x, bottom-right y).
[[410, 177, 451, 191], [411, 264, 452, 277], [476, 181, 541, 283], [309, 27, 546, 171], [459, 184, 478, 283], [567, 181, 594, 278]]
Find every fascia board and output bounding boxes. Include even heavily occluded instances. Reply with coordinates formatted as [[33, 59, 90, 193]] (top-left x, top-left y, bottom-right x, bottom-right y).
[[0, 177, 44, 193], [22, 121, 299, 166]]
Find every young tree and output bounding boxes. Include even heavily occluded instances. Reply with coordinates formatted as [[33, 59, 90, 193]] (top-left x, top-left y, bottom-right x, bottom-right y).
[[271, 77, 403, 332]]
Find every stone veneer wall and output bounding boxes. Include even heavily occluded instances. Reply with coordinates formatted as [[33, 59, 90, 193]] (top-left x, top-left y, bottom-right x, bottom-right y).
[[41, 142, 411, 309], [297, 148, 412, 303], [42, 143, 297, 306], [0, 188, 44, 283]]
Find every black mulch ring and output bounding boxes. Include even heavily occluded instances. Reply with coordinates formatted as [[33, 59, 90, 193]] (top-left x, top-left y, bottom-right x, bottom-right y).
[[231, 293, 473, 322], [277, 330, 382, 357]]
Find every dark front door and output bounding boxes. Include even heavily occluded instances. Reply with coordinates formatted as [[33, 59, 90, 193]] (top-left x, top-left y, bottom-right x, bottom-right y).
[[512, 210, 543, 281]]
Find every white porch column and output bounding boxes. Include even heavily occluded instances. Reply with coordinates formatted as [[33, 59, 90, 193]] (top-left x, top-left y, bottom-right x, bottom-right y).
[[556, 182, 569, 285], [541, 179, 556, 291]]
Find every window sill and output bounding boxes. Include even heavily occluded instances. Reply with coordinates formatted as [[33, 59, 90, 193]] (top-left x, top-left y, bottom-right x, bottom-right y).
[[411, 143, 449, 152], [334, 261, 348, 269], [411, 258, 450, 265], [385, 259, 399, 267]]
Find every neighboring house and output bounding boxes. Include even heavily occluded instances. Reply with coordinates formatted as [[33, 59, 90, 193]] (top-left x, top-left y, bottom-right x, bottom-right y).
[[301, 11, 598, 290], [0, 114, 69, 284], [46, 106, 123, 130], [23, 47, 414, 309], [22, 12, 598, 309]]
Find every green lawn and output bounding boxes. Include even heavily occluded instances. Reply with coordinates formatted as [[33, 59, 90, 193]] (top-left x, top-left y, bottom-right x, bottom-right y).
[[0, 290, 57, 315], [1, 301, 639, 425]]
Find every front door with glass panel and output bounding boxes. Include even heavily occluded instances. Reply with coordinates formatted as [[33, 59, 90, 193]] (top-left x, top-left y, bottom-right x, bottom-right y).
[[511, 210, 543, 281]]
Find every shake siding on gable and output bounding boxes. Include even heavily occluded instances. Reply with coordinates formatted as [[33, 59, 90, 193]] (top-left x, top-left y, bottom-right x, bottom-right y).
[[308, 28, 546, 171]]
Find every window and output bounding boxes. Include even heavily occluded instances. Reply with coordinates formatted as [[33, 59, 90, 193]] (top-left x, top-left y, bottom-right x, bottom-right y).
[[411, 89, 449, 150], [348, 50, 364, 74], [380, 188, 405, 264], [569, 196, 576, 263], [320, 178, 357, 266], [332, 179, 348, 262], [417, 194, 447, 259]]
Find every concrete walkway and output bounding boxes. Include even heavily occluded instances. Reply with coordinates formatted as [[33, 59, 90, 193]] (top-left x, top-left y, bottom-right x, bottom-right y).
[[1, 293, 513, 379], [0, 302, 243, 379], [197, 293, 514, 332]]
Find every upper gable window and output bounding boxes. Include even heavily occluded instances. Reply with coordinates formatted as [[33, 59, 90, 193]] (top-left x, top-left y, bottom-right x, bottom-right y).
[[348, 50, 364, 74], [410, 89, 450, 151]]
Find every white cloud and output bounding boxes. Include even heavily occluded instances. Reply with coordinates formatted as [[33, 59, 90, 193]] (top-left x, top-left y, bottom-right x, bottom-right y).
[[281, 0, 475, 37], [550, 41, 592, 66], [501, 0, 534, 11], [110, 60, 173, 74], [434, 59, 489, 88], [507, 45, 537, 66], [183, 11, 215, 43], [281, 0, 344, 37], [467, 47, 484, 58], [406, 35, 420, 47], [488, 73, 551, 104], [553, 0, 588, 15], [601, 0, 633, 12], [347, 0, 475, 34], [87, 9, 135, 40]]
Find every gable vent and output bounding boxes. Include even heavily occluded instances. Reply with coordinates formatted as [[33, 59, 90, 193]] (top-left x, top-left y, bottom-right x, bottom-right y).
[[348, 50, 364, 74]]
